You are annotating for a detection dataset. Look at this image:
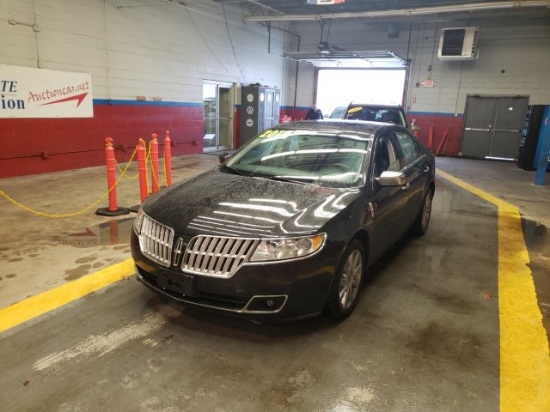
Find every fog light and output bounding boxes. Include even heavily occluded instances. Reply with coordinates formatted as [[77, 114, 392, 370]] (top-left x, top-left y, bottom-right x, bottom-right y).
[[245, 295, 287, 313]]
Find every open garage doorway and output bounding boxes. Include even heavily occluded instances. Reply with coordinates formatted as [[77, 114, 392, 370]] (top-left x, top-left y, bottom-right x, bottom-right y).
[[316, 69, 407, 119]]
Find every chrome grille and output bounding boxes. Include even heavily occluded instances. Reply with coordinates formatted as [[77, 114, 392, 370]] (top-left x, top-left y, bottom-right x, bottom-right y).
[[182, 236, 258, 278], [139, 215, 174, 267]]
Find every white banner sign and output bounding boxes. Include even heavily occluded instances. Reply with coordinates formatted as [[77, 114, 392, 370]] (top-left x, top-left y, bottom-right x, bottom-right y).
[[0, 65, 93, 118]]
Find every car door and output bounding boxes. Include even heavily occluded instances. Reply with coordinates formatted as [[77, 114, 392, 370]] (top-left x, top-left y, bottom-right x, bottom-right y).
[[393, 129, 432, 224], [366, 132, 410, 258]]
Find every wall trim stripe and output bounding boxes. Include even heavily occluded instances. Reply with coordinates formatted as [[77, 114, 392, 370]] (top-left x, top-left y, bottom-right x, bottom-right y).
[[93, 99, 202, 107], [407, 111, 464, 117]]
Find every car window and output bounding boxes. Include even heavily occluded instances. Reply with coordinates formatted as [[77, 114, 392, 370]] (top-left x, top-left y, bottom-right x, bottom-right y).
[[394, 131, 421, 167], [379, 110, 400, 124], [346, 107, 377, 121], [227, 129, 372, 188], [373, 135, 400, 177], [329, 107, 346, 118], [345, 105, 406, 128]]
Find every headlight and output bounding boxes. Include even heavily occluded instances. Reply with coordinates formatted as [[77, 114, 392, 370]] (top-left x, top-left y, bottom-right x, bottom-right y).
[[250, 233, 326, 262], [133, 207, 145, 235]]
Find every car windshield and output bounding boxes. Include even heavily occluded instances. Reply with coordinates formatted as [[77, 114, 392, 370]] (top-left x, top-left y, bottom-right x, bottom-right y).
[[226, 129, 371, 188], [329, 107, 346, 118], [346, 107, 403, 126]]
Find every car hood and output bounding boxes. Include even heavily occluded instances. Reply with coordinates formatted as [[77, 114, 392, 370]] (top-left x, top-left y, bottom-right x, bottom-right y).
[[141, 169, 360, 237]]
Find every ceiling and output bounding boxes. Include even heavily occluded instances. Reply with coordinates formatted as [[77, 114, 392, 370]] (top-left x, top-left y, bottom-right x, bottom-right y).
[[210, 1, 550, 68], [212, 0, 550, 22]]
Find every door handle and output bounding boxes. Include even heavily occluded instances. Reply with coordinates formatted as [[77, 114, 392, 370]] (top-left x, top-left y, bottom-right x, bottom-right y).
[[423, 166, 431, 173], [401, 182, 411, 191]]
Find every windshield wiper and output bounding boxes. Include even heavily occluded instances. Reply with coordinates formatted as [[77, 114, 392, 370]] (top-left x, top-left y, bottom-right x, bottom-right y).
[[265, 175, 310, 185], [221, 165, 249, 176]]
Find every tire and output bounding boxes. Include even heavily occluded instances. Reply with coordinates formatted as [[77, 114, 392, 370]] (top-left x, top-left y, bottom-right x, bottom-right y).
[[411, 189, 433, 236], [326, 239, 365, 320]]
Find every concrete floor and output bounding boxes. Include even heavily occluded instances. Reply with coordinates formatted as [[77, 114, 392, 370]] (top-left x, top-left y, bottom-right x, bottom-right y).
[[0, 155, 549, 411]]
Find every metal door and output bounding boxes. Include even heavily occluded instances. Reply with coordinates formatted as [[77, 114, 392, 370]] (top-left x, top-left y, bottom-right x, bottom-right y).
[[203, 82, 234, 152], [218, 87, 233, 150], [461, 95, 528, 160], [240, 86, 281, 146]]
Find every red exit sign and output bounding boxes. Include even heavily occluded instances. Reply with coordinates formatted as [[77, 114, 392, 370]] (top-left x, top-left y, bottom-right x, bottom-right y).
[[423, 79, 436, 88]]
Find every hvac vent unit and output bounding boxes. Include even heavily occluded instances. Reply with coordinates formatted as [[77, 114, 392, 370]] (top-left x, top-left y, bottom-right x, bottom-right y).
[[438, 27, 479, 61]]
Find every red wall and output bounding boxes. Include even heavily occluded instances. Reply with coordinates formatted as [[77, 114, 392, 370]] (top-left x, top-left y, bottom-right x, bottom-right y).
[[0, 101, 203, 178], [407, 113, 464, 156], [1, 103, 464, 178]]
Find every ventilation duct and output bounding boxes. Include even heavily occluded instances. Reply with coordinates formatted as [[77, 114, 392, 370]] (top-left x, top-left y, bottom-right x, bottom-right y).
[[438, 27, 479, 61]]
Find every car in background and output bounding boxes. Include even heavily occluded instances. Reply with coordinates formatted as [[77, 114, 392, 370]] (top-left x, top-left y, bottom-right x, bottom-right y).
[[131, 120, 435, 322], [345, 103, 410, 129], [329, 106, 346, 119]]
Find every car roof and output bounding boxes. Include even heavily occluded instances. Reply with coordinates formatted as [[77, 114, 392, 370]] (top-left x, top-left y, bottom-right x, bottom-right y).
[[347, 103, 404, 109], [275, 119, 385, 134]]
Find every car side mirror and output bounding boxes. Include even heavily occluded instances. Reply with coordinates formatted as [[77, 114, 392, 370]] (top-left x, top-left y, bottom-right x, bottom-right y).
[[376, 171, 407, 187], [218, 152, 230, 163]]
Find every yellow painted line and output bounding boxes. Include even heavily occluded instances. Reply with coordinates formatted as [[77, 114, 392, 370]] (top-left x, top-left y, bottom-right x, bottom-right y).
[[438, 170, 550, 412], [0, 258, 135, 334], [1, 170, 549, 410]]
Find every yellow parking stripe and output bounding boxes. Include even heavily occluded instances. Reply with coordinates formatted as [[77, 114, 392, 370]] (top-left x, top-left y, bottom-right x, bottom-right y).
[[1, 171, 549, 411], [438, 170, 550, 412], [0, 259, 134, 334]]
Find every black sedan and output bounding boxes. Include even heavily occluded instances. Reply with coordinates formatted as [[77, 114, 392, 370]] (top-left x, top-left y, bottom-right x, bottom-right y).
[[131, 120, 435, 321]]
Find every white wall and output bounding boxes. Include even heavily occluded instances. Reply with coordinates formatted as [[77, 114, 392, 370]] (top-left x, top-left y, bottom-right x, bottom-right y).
[[407, 18, 550, 114], [289, 14, 550, 114], [1, 0, 289, 104], [2, 2, 548, 113]]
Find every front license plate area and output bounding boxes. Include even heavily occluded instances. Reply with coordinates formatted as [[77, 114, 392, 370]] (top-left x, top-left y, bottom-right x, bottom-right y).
[[157, 271, 196, 297]]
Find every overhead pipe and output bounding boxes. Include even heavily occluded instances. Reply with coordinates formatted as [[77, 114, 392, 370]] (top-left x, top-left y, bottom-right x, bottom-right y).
[[246, 0, 282, 15], [244, 1, 550, 22], [259, 22, 301, 117]]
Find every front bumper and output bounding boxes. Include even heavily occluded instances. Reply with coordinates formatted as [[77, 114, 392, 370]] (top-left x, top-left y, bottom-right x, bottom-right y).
[[131, 233, 338, 320], [136, 267, 289, 315]]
